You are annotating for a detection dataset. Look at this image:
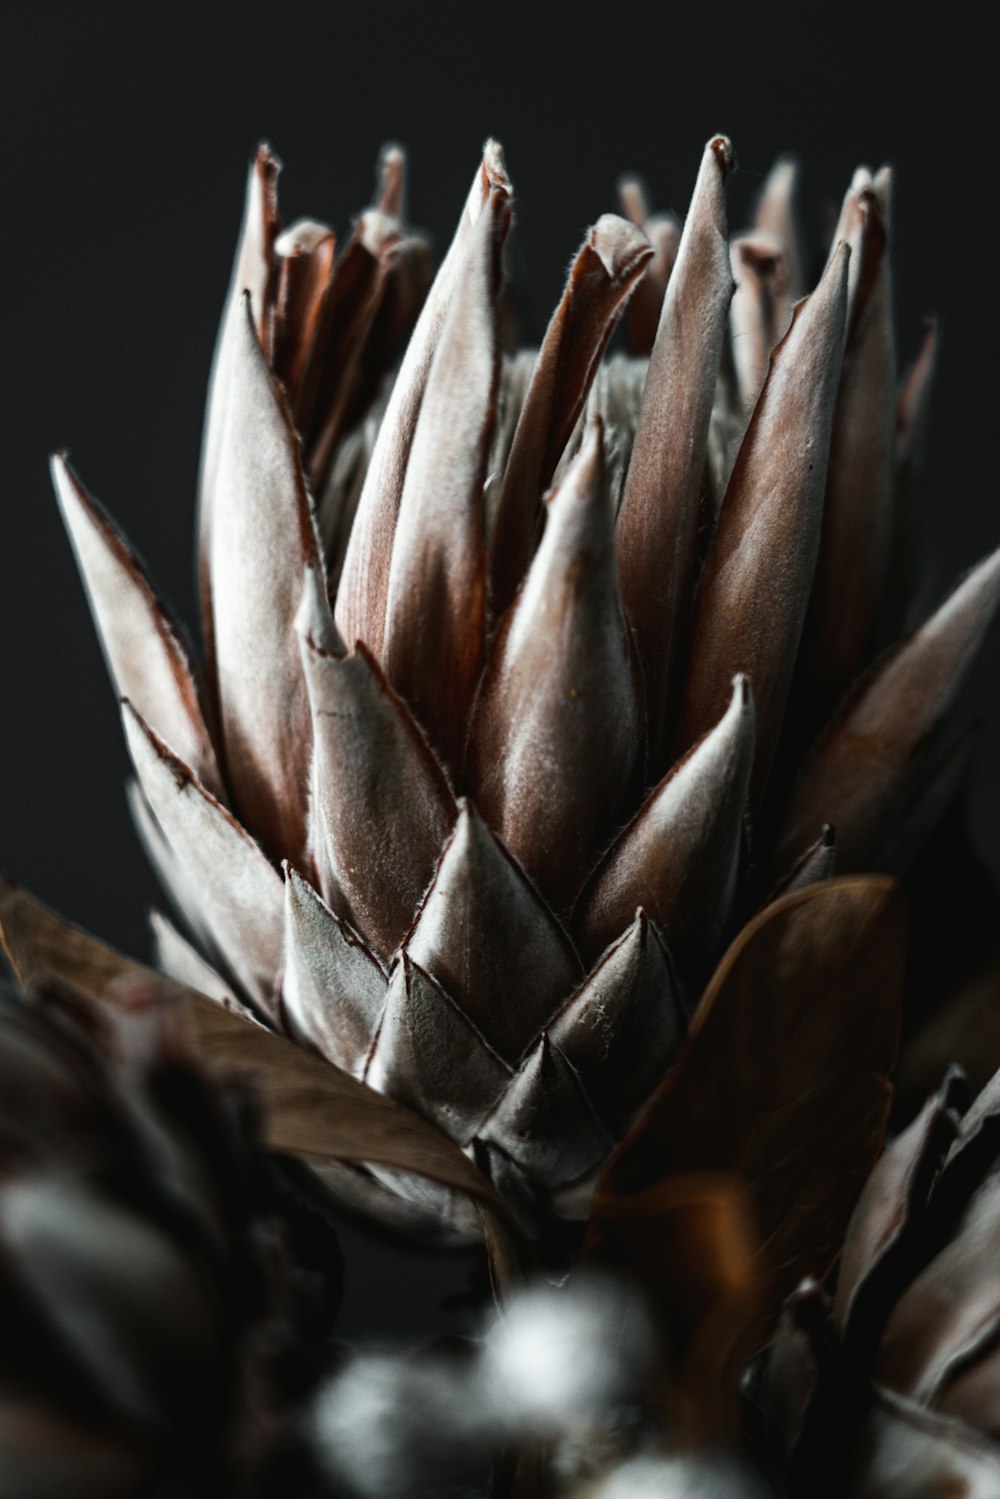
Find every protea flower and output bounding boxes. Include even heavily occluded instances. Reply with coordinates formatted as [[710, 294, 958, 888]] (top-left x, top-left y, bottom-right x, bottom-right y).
[[0, 971, 281, 1496], [52, 135, 1000, 1230], [766, 1063, 1000, 1497]]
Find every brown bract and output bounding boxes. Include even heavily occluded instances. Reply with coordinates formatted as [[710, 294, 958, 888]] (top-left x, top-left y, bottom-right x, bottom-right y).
[[469, 421, 642, 916], [490, 212, 653, 616], [616, 134, 735, 769], [678, 238, 850, 798], [336, 141, 511, 659]]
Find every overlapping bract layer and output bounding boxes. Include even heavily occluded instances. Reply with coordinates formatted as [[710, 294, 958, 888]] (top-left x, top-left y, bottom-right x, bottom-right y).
[[56, 136, 1000, 1227], [768, 1064, 1000, 1496]]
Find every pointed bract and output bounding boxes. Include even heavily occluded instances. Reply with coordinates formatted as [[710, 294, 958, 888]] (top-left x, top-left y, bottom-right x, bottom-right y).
[[469, 422, 643, 915], [777, 547, 1000, 874], [382, 181, 509, 773], [490, 212, 653, 614], [208, 293, 326, 861], [298, 580, 456, 962], [577, 677, 755, 974], [365, 954, 512, 1144], [477, 1035, 614, 1191], [280, 866, 387, 1077], [616, 136, 735, 768], [405, 801, 582, 1064], [335, 142, 511, 657], [549, 910, 685, 1133], [677, 240, 850, 798], [121, 702, 284, 1020], [53, 455, 224, 801]]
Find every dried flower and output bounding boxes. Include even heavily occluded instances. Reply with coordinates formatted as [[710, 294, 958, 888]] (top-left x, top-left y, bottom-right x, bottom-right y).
[[0, 972, 274, 1495], [767, 1065, 1000, 1496], [50, 136, 999, 1233]]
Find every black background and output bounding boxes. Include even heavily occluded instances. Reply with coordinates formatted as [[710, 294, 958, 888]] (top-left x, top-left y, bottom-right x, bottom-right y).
[[1, 0, 997, 1335]]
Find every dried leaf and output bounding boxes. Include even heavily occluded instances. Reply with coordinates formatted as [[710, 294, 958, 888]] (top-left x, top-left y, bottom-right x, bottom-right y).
[[876, 1173, 1000, 1407], [208, 293, 326, 861], [335, 141, 510, 659], [677, 240, 850, 800], [615, 135, 734, 767], [490, 213, 653, 615], [589, 877, 904, 1351], [305, 208, 402, 488], [381, 179, 509, 774], [52, 455, 224, 802], [468, 421, 643, 915], [0, 877, 522, 1284], [728, 231, 789, 413], [585, 1172, 761, 1440]]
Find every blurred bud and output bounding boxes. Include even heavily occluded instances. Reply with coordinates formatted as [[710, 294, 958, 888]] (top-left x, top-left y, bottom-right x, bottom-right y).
[[479, 1273, 655, 1436], [590, 1452, 770, 1498]]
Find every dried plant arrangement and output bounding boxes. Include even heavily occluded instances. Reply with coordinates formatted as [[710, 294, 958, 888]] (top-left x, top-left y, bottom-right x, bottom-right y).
[[2, 132, 998, 1496]]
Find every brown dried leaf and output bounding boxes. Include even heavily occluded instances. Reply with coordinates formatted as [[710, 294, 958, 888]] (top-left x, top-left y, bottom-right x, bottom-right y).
[[335, 142, 511, 659], [490, 213, 653, 615], [677, 240, 850, 800], [468, 421, 643, 916], [589, 877, 904, 1352], [53, 455, 224, 801], [585, 1172, 761, 1440], [614, 136, 735, 770], [0, 877, 522, 1281]]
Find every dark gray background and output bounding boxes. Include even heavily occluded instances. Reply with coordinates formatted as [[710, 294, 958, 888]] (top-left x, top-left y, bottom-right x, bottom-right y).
[[1, 0, 997, 1333]]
